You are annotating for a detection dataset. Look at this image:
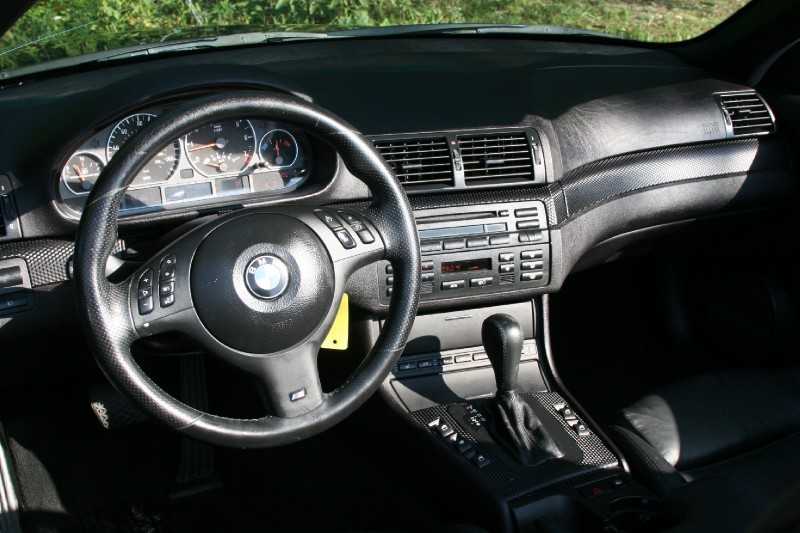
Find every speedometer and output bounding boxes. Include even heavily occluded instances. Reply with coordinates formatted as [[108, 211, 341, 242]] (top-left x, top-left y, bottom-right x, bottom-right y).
[[184, 120, 256, 177], [107, 113, 180, 186]]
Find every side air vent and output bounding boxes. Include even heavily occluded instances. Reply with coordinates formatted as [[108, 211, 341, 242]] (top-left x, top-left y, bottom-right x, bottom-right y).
[[716, 92, 775, 137], [457, 132, 535, 184], [374, 137, 454, 186]]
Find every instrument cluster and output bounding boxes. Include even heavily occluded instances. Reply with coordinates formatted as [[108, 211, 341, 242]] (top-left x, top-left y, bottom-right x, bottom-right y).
[[58, 107, 313, 217]]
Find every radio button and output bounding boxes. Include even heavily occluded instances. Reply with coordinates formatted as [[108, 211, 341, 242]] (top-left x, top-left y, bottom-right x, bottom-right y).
[[515, 208, 539, 218], [499, 264, 515, 274], [521, 272, 544, 282], [498, 252, 514, 262], [521, 261, 544, 271], [421, 272, 435, 282], [470, 277, 493, 288], [421, 241, 442, 252], [443, 239, 465, 250], [489, 235, 511, 246], [466, 237, 488, 248], [521, 250, 543, 260], [517, 220, 541, 230], [442, 280, 465, 291], [518, 231, 544, 243]]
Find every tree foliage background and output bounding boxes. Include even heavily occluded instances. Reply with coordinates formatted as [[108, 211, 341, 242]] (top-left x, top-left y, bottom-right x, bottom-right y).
[[1, 0, 748, 73]]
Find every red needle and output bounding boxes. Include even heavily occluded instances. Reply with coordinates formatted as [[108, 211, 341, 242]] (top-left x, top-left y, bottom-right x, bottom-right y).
[[274, 140, 280, 157]]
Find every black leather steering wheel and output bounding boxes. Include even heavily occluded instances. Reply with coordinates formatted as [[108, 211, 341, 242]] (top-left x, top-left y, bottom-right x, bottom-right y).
[[74, 92, 420, 447]]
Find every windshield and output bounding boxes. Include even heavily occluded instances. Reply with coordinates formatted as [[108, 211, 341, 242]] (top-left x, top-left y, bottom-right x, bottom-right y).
[[1, 0, 749, 75]]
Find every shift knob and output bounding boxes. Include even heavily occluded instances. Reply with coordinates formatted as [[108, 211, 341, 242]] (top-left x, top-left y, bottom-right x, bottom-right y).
[[481, 313, 524, 394]]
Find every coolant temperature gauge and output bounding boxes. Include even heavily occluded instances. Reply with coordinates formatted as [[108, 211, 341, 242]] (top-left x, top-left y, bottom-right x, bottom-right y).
[[62, 153, 104, 194], [259, 129, 298, 169]]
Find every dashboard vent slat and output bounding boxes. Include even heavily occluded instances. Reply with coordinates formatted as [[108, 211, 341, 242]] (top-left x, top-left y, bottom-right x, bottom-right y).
[[457, 132, 534, 184], [717, 92, 775, 137], [374, 137, 454, 186]]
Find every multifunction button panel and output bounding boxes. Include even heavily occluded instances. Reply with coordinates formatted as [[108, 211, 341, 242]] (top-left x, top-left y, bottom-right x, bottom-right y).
[[379, 201, 550, 303]]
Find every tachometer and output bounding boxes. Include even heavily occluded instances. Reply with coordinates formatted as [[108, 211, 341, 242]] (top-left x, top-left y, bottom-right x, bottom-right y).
[[185, 120, 256, 176], [107, 113, 180, 186], [62, 153, 103, 194]]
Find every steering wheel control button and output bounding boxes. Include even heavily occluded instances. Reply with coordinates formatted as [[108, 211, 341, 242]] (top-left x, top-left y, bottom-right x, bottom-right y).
[[161, 255, 177, 269], [159, 281, 175, 296], [138, 269, 154, 290], [386, 276, 394, 286], [137, 288, 153, 300], [159, 265, 176, 281], [245, 255, 290, 300], [338, 212, 359, 225], [160, 294, 175, 308], [356, 229, 375, 244], [335, 230, 357, 249], [138, 296, 154, 315], [315, 210, 342, 230]]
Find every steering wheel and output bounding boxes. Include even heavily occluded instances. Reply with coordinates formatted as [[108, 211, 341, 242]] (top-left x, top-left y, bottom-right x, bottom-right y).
[[74, 92, 420, 448]]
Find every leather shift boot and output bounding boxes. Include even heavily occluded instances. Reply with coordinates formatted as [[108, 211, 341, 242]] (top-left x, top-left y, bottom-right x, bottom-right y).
[[489, 391, 563, 467]]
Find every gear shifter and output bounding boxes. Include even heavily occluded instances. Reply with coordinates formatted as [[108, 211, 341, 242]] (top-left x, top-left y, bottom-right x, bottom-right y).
[[482, 314, 563, 466]]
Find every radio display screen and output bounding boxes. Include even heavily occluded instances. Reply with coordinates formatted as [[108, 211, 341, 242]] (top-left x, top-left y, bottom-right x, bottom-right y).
[[441, 258, 492, 274]]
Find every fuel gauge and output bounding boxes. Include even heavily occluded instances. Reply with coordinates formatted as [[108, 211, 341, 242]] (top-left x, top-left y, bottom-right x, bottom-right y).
[[63, 153, 104, 194], [259, 129, 299, 169]]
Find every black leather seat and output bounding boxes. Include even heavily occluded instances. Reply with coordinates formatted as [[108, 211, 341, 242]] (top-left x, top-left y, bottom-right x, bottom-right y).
[[610, 366, 800, 527]]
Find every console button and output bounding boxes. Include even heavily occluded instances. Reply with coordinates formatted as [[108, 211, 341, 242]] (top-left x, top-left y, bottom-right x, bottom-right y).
[[489, 235, 510, 245], [521, 272, 544, 282], [518, 230, 544, 243], [450, 435, 474, 454], [499, 264, 515, 274], [417, 359, 434, 369], [485, 223, 507, 233], [470, 277, 493, 288], [516, 220, 541, 230], [521, 249, 543, 260], [138, 296, 154, 315], [473, 352, 488, 361], [498, 252, 514, 262], [421, 241, 442, 252], [454, 354, 472, 364], [0, 292, 27, 312], [443, 239, 465, 250], [335, 230, 356, 249], [609, 477, 629, 490], [436, 423, 455, 438], [440, 356, 453, 366], [442, 280, 465, 290], [397, 361, 416, 371], [515, 208, 539, 218], [578, 482, 612, 499], [466, 237, 488, 248], [521, 261, 544, 271], [421, 272, 435, 282], [561, 408, 578, 421], [421, 261, 434, 271], [472, 453, 491, 468], [315, 210, 342, 229], [574, 423, 591, 437]]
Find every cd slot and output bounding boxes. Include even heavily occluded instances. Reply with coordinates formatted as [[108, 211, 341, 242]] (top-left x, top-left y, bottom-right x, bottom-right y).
[[416, 211, 497, 224]]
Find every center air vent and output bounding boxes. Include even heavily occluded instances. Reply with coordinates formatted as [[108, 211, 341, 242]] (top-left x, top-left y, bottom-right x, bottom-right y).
[[458, 132, 535, 184], [374, 137, 454, 186], [716, 92, 775, 137]]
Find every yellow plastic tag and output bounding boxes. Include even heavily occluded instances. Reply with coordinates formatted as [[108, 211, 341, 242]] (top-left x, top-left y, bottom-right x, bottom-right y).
[[321, 293, 349, 350]]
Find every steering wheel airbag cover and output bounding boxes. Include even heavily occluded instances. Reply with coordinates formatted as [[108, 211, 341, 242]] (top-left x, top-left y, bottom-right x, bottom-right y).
[[191, 213, 334, 354]]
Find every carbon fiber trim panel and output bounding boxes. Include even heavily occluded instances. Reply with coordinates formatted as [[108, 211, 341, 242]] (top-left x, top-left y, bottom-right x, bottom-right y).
[[0, 239, 74, 287], [559, 138, 780, 219], [411, 392, 617, 501]]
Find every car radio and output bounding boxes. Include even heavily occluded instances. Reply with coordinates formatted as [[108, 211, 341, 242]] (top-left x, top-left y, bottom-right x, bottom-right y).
[[378, 200, 550, 303]]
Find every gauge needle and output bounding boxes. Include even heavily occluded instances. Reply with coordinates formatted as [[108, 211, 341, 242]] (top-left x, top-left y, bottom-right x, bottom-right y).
[[274, 141, 281, 157], [188, 137, 228, 152], [73, 164, 86, 182]]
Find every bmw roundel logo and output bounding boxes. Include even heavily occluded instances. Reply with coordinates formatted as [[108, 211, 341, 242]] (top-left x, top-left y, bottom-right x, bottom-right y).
[[245, 255, 289, 300]]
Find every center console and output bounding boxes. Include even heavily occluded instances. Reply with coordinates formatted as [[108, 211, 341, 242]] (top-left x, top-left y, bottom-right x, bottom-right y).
[[372, 200, 662, 531]]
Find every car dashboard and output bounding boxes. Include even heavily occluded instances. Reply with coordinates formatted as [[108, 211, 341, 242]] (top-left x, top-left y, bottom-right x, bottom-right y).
[[0, 29, 798, 532]]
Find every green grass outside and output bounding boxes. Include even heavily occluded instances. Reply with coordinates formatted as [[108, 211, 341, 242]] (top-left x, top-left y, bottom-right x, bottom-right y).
[[0, 0, 750, 72]]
